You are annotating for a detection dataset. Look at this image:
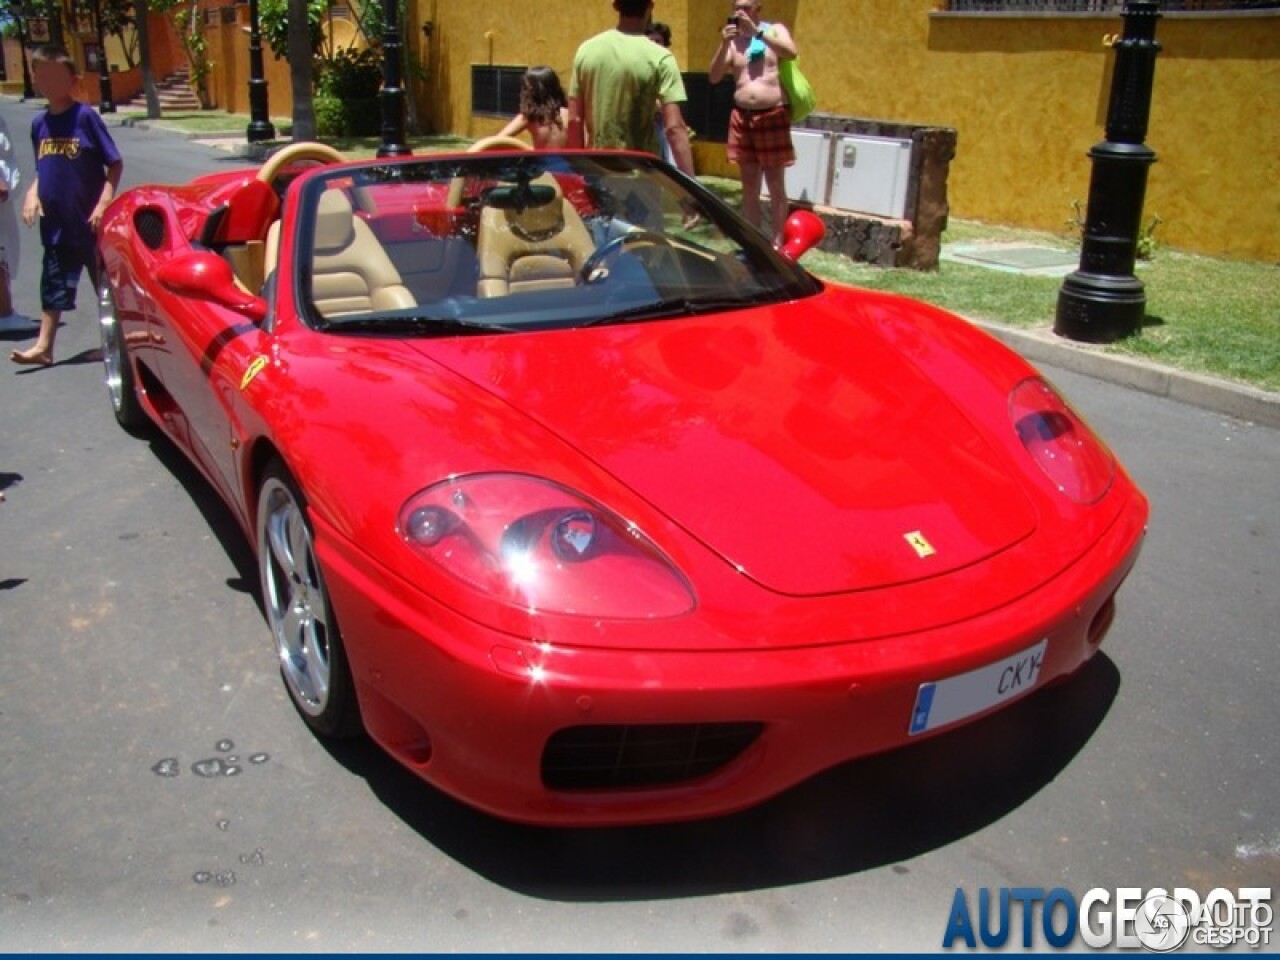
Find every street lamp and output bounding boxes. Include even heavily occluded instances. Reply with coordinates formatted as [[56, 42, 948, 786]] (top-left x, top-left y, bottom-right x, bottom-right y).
[[246, 0, 276, 142], [377, 0, 410, 157], [90, 0, 114, 112], [17, 16, 35, 100], [1055, 0, 1162, 344], [48, 0, 65, 46]]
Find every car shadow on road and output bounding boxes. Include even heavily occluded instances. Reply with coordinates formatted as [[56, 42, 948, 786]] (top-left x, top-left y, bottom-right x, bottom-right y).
[[142, 428, 261, 601], [321, 653, 1120, 901]]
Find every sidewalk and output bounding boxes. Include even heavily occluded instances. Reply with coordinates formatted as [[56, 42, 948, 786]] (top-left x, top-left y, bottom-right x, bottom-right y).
[[970, 321, 1280, 430], [103, 112, 1280, 431], [113, 116, 273, 160]]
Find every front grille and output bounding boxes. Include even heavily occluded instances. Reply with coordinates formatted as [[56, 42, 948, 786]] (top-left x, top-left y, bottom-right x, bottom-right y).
[[541, 722, 764, 791]]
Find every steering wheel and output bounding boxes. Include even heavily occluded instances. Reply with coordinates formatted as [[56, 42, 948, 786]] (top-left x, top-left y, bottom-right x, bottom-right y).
[[256, 142, 345, 189], [445, 135, 535, 209], [580, 230, 674, 284]]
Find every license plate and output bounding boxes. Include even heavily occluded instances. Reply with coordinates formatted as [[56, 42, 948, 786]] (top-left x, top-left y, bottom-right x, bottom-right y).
[[908, 639, 1048, 736]]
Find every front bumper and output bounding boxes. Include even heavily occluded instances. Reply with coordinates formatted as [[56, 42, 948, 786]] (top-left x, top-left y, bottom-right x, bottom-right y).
[[315, 494, 1147, 826]]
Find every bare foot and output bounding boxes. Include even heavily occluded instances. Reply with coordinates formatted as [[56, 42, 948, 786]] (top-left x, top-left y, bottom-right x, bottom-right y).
[[10, 347, 53, 367]]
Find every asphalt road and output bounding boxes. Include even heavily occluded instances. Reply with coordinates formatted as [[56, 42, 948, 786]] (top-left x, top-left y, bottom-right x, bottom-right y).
[[1, 100, 1277, 951]]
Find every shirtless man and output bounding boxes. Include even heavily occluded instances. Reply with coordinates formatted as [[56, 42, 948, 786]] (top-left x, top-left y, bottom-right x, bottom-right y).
[[709, 0, 797, 244]]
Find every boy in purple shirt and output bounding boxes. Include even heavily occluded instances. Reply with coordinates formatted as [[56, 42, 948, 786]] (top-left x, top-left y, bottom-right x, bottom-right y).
[[11, 45, 123, 367]]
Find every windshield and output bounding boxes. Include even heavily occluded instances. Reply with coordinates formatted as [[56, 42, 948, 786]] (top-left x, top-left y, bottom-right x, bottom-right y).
[[294, 153, 820, 335]]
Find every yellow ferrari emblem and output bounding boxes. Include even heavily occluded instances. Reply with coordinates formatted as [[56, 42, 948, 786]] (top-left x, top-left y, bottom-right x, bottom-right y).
[[240, 355, 268, 391], [904, 530, 936, 559]]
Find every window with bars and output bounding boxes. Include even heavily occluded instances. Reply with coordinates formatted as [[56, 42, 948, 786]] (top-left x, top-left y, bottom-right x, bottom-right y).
[[471, 65, 528, 116], [470, 66, 737, 144]]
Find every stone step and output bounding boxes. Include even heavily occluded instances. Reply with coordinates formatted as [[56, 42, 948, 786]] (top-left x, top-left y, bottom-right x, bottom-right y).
[[122, 70, 202, 112], [123, 95, 203, 111]]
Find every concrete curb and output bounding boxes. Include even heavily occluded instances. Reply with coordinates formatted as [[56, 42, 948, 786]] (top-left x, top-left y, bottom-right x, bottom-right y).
[[110, 118, 277, 160], [971, 319, 1280, 429], [113, 117, 238, 140]]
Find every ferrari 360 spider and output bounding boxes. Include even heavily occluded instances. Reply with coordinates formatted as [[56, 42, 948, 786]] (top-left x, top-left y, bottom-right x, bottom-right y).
[[96, 140, 1148, 824]]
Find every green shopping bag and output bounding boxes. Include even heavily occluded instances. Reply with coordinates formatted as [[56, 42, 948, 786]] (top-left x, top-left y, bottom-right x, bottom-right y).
[[768, 26, 816, 124]]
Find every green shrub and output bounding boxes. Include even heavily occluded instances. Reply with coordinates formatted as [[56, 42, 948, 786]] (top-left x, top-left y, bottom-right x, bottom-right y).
[[317, 48, 383, 100], [314, 94, 346, 138], [1066, 198, 1164, 261], [342, 98, 382, 137]]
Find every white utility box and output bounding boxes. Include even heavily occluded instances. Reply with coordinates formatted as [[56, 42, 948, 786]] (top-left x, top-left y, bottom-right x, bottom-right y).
[[830, 134, 912, 220], [772, 129, 831, 205], [763, 130, 913, 221]]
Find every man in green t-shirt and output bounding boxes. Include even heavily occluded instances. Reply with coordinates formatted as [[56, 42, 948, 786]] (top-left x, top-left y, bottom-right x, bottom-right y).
[[568, 0, 695, 177]]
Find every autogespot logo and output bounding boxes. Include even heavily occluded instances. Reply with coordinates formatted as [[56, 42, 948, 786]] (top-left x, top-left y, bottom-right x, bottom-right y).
[[1135, 894, 1191, 953], [942, 886, 1273, 951]]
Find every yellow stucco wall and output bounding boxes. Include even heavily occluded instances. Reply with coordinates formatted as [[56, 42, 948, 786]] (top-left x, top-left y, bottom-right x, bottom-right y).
[[418, 2, 690, 138], [414, 2, 1279, 260], [836, 7, 1280, 262]]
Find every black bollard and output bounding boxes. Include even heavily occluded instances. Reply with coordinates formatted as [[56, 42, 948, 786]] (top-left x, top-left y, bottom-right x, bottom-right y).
[[1055, 0, 1161, 344], [377, 0, 412, 158], [90, 0, 115, 112], [246, 0, 277, 143]]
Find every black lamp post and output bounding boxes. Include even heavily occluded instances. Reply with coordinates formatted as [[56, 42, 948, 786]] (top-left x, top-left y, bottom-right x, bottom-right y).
[[1055, 0, 1162, 344], [246, 0, 276, 142], [377, 0, 410, 157], [48, 0, 64, 46], [18, 17, 35, 100], [90, 0, 114, 112]]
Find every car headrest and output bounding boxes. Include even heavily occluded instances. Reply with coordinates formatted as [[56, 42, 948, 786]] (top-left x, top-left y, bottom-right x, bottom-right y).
[[314, 190, 356, 251]]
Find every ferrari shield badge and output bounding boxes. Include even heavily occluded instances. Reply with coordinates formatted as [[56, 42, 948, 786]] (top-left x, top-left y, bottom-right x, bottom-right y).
[[904, 530, 936, 559], [240, 355, 268, 391]]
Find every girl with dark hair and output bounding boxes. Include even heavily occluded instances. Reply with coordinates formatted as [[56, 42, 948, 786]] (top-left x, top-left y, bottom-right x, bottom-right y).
[[497, 66, 571, 149]]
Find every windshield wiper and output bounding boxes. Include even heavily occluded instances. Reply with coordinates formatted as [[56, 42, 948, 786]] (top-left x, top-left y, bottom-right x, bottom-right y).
[[321, 315, 513, 336], [584, 296, 756, 328]]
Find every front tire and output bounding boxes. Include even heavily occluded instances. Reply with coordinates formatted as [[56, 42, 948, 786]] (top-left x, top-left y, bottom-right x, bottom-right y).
[[98, 275, 147, 433], [257, 460, 362, 738]]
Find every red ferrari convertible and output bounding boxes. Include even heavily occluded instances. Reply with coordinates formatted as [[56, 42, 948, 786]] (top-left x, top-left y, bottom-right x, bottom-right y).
[[97, 140, 1148, 825]]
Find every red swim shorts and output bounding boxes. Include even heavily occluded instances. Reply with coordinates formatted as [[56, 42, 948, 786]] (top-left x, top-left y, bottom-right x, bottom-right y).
[[727, 104, 796, 169]]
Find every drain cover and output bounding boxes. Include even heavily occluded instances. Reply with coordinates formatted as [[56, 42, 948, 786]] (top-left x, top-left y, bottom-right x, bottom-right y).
[[943, 244, 1079, 276]]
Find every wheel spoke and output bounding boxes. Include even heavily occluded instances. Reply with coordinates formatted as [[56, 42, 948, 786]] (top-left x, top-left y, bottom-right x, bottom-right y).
[[280, 602, 307, 657], [287, 508, 312, 583], [267, 504, 294, 573]]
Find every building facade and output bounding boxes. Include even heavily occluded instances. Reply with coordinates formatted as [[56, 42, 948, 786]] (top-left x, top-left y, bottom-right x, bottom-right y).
[[194, 0, 1279, 261], [421, 0, 1279, 262]]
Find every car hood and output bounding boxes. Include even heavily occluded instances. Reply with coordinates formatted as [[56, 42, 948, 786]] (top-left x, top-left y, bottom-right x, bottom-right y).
[[410, 297, 1037, 596]]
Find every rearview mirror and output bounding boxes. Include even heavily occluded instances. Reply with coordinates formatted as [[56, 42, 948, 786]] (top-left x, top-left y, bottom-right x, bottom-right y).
[[157, 252, 267, 323], [777, 210, 825, 261], [482, 183, 557, 211]]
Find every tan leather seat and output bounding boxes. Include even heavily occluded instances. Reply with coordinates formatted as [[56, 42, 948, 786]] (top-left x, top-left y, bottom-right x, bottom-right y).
[[263, 220, 282, 285], [224, 240, 266, 294], [476, 176, 594, 298], [309, 190, 416, 318]]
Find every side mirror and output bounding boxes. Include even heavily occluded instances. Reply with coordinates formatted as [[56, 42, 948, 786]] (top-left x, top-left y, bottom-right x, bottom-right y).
[[157, 252, 267, 323], [777, 209, 825, 261]]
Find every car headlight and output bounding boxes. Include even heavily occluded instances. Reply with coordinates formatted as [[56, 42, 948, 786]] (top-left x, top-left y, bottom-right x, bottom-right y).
[[398, 473, 695, 619], [1010, 377, 1115, 504]]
